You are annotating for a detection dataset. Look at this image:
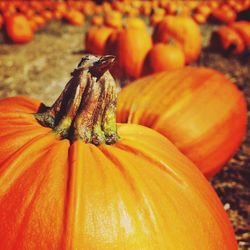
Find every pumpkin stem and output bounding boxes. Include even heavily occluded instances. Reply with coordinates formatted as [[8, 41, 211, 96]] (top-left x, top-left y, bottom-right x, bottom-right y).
[[35, 55, 118, 145]]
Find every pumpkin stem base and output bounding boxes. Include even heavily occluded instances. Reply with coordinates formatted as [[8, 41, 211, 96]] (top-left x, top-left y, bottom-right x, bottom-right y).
[[35, 55, 118, 145]]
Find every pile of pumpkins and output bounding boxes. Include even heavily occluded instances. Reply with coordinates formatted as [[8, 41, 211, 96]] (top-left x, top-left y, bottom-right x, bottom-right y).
[[86, 13, 202, 79], [0, 53, 246, 249], [84, 0, 250, 79], [0, 1, 92, 43]]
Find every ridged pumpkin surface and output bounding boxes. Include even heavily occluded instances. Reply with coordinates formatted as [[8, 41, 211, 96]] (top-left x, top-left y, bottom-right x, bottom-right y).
[[117, 67, 247, 177], [0, 96, 237, 249]]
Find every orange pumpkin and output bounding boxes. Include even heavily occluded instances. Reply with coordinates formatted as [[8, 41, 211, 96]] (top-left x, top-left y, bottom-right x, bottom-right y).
[[195, 3, 212, 17], [210, 26, 245, 55], [5, 14, 33, 43], [147, 43, 185, 73], [91, 15, 104, 26], [124, 17, 146, 30], [117, 67, 247, 178], [41, 10, 53, 21], [117, 27, 152, 78], [64, 9, 85, 26], [165, 2, 178, 15], [33, 15, 46, 29], [104, 11, 122, 29], [82, 1, 95, 16], [0, 15, 3, 29], [85, 26, 113, 55], [140, 1, 152, 16], [0, 55, 237, 249], [150, 13, 165, 26], [211, 5, 236, 24], [192, 13, 207, 24], [231, 21, 250, 47], [153, 16, 202, 64]]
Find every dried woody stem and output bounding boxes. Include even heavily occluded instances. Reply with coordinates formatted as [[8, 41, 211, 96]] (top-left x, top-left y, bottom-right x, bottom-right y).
[[35, 55, 118, 145]]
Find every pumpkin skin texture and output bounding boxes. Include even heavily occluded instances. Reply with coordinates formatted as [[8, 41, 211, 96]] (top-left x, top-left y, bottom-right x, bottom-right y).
[[152, 16, 201, 64], [0, 56, 237, 249], [117, 67, 247, 178]]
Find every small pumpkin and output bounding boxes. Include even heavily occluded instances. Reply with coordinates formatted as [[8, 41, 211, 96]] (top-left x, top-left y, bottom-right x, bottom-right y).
[[5, 14, 33, 43], [104, 11, 122, 29], [0, 55, 237, 249], [117, 67, 247, 177], [150, 13, 165, 26], [33, 15, 46, 29], [210, 26, 245, 55], [85, 26, 113, 55], [64, 9, 85, 26], [124, 17, 146, 30], [0, 14, 3, 29], [192, 12, 207, 24], [41, 10, 53, 22], [231, 21, 250, 47], [147, 43, 185, 73], [211, 5, 236, 24], [91, 15, 104, 26], [153, 16, 202, 64]]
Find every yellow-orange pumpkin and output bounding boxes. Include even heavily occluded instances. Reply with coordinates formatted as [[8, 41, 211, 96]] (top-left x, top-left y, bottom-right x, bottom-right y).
[[0, 55, 237, 249], [117, 67, 247, 177]]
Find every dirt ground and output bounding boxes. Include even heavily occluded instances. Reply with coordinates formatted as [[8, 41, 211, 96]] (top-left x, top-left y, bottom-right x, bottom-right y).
[[0, 21, 249, 249]]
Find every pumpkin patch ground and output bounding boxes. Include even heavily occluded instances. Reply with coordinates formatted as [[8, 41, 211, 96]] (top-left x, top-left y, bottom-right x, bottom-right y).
[[0, 5, 249, 249]]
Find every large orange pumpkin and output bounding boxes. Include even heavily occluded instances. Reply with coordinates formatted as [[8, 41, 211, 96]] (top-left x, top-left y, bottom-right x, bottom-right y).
[[0, 55, 237, 249], [153, 16, 201, 64], [117, 67, 247, 177]]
